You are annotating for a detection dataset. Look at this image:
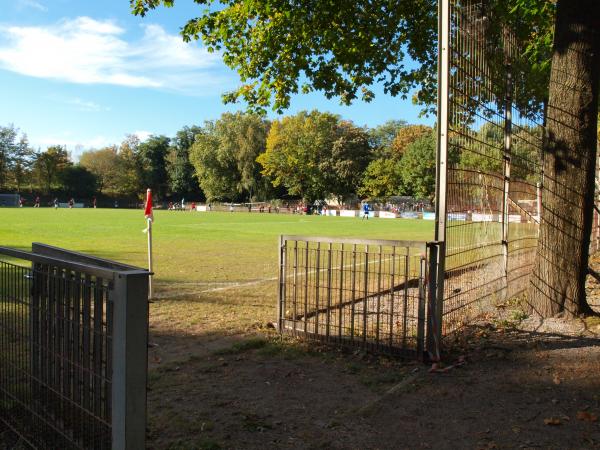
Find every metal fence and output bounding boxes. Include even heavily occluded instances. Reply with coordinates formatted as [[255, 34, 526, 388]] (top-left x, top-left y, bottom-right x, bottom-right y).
[[436, 0, 547, 337], [0, 243, 149, 449], [278, 236, 442, 359]]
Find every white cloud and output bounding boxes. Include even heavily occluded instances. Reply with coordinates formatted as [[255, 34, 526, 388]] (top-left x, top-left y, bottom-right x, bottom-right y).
[[47, 95, 109, 112], [30, 132, 116, 156], [133, 130, 153, 142], [17, 0, 47, 12], [0, 17, 228, 92], [67, 98, 109, 112]]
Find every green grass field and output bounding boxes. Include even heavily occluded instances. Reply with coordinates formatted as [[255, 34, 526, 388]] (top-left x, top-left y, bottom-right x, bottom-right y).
[[0, 208, 434, 336], [0, 208, 434, 280]]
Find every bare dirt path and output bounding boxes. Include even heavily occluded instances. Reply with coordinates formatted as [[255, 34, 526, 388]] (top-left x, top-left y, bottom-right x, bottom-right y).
[[143, 313, 599, 450]]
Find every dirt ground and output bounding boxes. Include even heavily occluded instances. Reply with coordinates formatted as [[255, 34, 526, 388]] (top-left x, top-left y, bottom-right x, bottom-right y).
[[144, 316, 599, 450], [2, 275, 600, 449], [142, 257, 600, 450]]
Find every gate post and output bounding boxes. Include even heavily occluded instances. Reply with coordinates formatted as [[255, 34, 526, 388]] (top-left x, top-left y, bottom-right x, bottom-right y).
[[431, 0, 451, 360], [426, 242, 443, 361], [111, 270, 149, 450]]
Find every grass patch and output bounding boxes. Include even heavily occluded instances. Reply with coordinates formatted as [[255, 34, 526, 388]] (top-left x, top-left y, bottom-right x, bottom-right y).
[[213, 337, 269, 355]]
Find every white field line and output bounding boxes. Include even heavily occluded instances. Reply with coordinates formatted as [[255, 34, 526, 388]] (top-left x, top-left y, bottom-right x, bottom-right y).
[[154, 253, 410, 300]]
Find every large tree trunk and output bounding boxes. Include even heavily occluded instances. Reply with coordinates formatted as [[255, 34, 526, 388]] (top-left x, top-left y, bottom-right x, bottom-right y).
[[528, 0, 600, 317]]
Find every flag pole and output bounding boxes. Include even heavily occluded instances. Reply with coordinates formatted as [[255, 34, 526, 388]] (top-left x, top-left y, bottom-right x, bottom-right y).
[[144, 188, 154, 299], [147, 217, 153, 299]]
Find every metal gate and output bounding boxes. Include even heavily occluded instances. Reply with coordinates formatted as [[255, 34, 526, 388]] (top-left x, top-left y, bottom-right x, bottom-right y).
[[0, 243, 149, 449], [277, 236, 442, 359]]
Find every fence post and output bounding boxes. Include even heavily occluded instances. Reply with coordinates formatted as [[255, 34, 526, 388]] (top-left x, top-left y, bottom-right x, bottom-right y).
[[111, 271, 149, 450], [426, 243, 443, 361], [431, 0, 449, 360]]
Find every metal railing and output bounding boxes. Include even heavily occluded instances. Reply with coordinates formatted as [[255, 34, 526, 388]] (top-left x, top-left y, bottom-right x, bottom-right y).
[[0, 243, 149, 449], [278, 236, 442, 359]]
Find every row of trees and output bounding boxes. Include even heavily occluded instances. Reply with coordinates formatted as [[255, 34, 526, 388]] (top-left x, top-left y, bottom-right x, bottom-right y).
[[0, 125, 203, 201], [1, 114, 545, 205], [0, 115, 442, 203], [0, 126, 97, 197]]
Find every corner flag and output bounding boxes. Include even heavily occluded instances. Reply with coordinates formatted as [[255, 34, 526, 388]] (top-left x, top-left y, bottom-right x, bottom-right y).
[[144, 188, 153, 220], [144, 188, 154, 299]]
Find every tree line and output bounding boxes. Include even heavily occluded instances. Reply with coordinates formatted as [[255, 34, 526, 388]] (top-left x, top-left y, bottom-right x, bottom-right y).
[[1, 113, 546, 205], [0, 113, 442, 204]]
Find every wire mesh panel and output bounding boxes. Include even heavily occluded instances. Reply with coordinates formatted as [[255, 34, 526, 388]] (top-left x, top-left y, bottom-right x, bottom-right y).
[[278, 236, 428, 358], [441, 0, 544, 335], [0, 260, 112, 449], [0, 245, 149, 449]]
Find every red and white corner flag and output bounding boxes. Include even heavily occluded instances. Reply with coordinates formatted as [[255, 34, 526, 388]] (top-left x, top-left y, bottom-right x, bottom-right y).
[[144, 188, 154, 299], [144, 188, 153, 221]]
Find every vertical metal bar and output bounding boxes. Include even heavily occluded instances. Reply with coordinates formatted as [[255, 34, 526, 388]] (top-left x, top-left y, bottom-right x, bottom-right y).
[[82, 274, 92, 413], [389, 246, 396, 348], [292, 241, 298, 333], [30, 263, 41, 400], [350, 244, 357, 342], [427, 243, 442, 361], [362, 246, 368, 344], [72, 272, 81, 413], [93, 278, 104, 440], [111, 271, 149, 450], [402, 252, 409, 350], [105, 290, 113, 439], [55, 269, 64, 421], [536, 182, 542, 225], [376, 246, 382, 347], [277, 236, 285, 331], [63, 270, 72, 420], [433, 0, 450, 354], [303, 242, 309, 334], [326, 242, 332, 341], [417, 257, 426, 360], [338, 247, 344, 342], [315, 242, 321, 336], [502, 66, 513, 298], [435, 0, 450, 244]]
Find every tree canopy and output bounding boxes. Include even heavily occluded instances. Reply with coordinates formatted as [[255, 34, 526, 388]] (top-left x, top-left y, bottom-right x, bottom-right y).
[[131, 0, 438, 113]]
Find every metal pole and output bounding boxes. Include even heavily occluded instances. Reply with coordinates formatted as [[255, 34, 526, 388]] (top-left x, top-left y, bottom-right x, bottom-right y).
[[431, 0, 451, 357], [277, 235, 285, 331], [147, 218, 153, 299], [417, 256, 426, 360], [435, 0, 450, 244], [502, 67, 513, 296], [536, 182, 542, 225], [112, 271, 149, 450], [426, 243, 442, 361]]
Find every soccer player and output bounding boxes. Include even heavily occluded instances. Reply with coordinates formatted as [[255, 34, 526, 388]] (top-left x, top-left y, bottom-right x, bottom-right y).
[[362, 202, 370, 220]]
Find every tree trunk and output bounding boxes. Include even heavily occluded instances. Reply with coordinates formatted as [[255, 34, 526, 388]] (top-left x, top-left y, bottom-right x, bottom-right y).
[[528, 0, 600, 317]]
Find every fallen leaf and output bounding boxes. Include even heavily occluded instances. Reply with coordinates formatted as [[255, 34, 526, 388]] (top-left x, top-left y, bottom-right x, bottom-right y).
[[543, 417, 561, 426], [576, 411, 598, 422], [552, 374, 561, 385]]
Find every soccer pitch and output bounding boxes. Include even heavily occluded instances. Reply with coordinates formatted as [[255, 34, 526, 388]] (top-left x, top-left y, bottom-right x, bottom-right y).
[[0, 208, 434, 332]]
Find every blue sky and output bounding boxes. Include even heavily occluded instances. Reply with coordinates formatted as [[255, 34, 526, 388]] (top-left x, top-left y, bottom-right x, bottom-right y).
[[0, 0, 434, 159]]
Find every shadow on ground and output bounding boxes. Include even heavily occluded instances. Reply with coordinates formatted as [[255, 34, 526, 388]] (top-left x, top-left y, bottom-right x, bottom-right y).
[[145, 320, 600, 450]]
